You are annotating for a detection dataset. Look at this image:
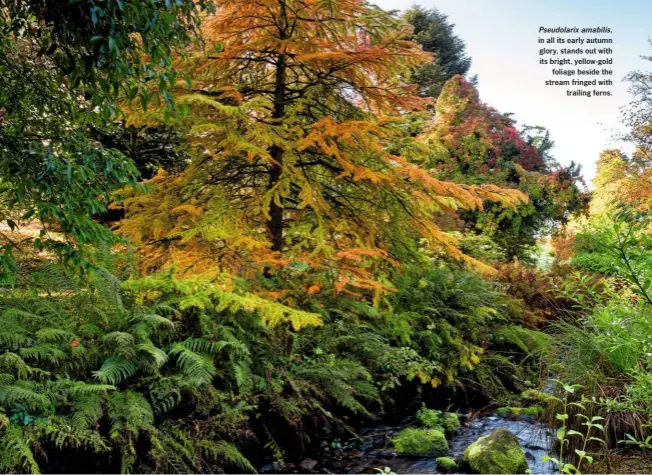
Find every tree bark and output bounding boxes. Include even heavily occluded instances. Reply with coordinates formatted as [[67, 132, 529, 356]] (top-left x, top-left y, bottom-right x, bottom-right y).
[[266, 2, 288, 264]]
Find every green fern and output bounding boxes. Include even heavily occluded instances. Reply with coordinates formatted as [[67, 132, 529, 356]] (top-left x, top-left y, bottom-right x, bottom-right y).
[[93, 356, 138, 384], [169, 344, 216, 385], [0, 424, 40, 474]]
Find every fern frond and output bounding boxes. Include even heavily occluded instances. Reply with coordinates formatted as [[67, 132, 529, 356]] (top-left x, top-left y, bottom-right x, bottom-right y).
[[0, 424, 40, 474], [197, 440, 256, 473], [35, 416, 110, 453], [169, 344, 216, 385], [36, 328, 75, 344], [93, 356, 138, 384], [0, 382, 51, 411], [136, 340, 168, 368], [0, 331, 32, 350], [1, 308, 46, 324], [0, 352, 41, 379], [67, 382, 116, 396], [70, 394, 104, 429], [20, 344, 67, 363], [137, 313, 176, 331], [107, 390, 155, 436], [102, 331, 136, 348]]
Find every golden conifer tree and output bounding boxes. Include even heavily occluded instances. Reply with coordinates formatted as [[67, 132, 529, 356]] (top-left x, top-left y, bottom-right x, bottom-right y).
[[118, 0, 526, 295]]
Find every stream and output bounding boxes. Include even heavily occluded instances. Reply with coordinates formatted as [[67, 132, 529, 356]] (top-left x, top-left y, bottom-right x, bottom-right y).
[[269, 413, 558, 474]]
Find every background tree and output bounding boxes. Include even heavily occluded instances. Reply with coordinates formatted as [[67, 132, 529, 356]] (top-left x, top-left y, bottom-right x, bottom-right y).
[[590, 150, 632, 216], [93, 123, 191, 180], [0, 0, 214, 282], [0, 41, 139, 282], [613, 48, 652, 213], [403, 6, 474, 99], [2, 0, 215, 112], [424, 76, 588, 261]]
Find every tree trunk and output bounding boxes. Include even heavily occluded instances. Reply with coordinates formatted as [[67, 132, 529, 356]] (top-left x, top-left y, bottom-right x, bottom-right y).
[[268, 143, 284, 253], [266, 16, 288, 266]]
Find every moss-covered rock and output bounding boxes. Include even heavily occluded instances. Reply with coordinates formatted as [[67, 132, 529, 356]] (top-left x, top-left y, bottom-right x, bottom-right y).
[[442, 412, 461, 431], [521, 389, 556, 404], [497, 406, 543, 418], [392, 428, 448, 455], [463, 428, 528, 474], [436, 457, 458, 473], [417, 408, 442, 428], [417, 407, 461, 433]]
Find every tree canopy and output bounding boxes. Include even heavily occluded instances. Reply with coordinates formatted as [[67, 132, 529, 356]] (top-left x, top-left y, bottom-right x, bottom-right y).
[[403, 6, 473, 99], [116, 0, 526, 296], [423, 76, 588, 261]]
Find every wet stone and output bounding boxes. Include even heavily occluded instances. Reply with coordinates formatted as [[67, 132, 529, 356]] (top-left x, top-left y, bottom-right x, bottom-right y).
[[263, 413, 557, 474]]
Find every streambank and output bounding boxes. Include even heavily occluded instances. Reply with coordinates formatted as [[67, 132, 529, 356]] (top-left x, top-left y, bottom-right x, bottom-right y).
[[263, 412, 556, 474]]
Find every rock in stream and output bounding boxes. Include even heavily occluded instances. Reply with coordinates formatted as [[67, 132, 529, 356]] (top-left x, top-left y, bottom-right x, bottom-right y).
[[271, 413, 557, 474]]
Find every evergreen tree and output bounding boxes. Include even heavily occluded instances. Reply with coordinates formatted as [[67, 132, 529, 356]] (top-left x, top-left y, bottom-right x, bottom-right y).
[[403, 6, 473, 99]]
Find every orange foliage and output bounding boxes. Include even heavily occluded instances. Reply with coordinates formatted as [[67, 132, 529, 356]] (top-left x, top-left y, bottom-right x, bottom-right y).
[[117, 0, 528, 298]]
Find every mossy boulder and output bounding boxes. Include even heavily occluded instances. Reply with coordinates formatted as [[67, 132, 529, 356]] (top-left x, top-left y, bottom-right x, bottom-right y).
[[392, 428, 448, 455], [436, 457, 458, 473], [463, 428, 528, 474], [442, 412, 461, 432], [417, 408, 461, 433], [417, 408, 442, 428]]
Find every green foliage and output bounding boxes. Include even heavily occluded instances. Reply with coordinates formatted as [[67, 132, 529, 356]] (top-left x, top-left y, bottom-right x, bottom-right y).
[[0, 253, 541, 473], [0, 266, 261, 473], [573, 214, 652, 305], [543, 382, 606, 475], [392, 427, 448, 455], [2, 0, 215, 114], [426, 76, 588, 262], [384, 265, 505, 386], [0, 0, 220, 284], [403, 6, 473, 99], [543, 214, 652, 400], [0, 45, 139, 282]]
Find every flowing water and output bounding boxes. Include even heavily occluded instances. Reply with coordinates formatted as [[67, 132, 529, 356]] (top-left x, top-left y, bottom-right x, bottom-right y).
[[270, 413, 557, 474]]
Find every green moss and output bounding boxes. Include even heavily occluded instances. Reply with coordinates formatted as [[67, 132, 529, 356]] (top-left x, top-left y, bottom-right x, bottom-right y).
[[436, 457, 458, 473], [497, 406, 543, 418], [463, 428, 528, 474], [521, 389, 556, 404], [417, 408, 443, 428], [523, 405, 543, 417], [442, 412, 461, 431], [497, 407, 512, 417], [392, 428, 448, 455], [417, 407, 460, 432]]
